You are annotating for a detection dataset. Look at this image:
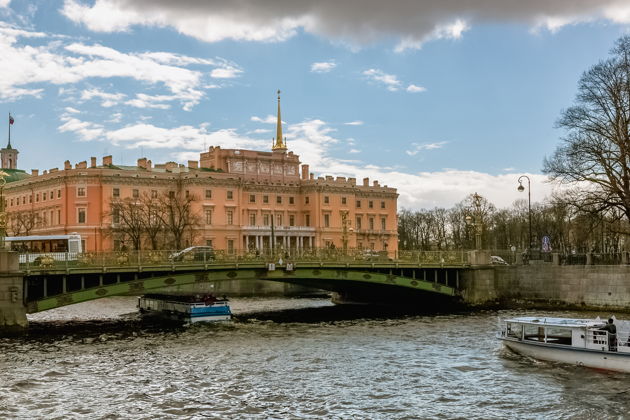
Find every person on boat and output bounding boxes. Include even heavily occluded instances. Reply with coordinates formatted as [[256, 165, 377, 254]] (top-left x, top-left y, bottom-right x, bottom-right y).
[[599, 318, 617, 351]]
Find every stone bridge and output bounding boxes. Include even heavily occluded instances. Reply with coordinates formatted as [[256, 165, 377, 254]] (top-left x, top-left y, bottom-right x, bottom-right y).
[[0, 249, 482, 333]]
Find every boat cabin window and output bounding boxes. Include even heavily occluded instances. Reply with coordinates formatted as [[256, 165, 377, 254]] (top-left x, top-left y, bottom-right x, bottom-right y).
[[523, 324, 546, 342], [543, 327, 572, 346], [522, 324, 572, 345], [506, 323, 523, 339]]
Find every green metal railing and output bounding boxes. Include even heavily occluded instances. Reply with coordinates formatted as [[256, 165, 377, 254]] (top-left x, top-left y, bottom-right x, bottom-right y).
[[18, 248, 470, 273]]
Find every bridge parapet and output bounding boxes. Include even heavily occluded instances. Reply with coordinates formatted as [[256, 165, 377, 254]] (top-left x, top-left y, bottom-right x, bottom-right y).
[[18, 249, 470, 275]]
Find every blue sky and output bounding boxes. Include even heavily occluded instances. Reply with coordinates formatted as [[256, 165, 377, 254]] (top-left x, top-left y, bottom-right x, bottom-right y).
[[1, 0, 629, 209]]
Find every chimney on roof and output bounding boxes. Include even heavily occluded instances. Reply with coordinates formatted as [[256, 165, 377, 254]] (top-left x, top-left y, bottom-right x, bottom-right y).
[[146, 160, 152, 171], [64, 160, 71, 170], [90, 157, 97, 168], [348, 177, 356, 185], [103, 155, 112, 166], [373, 180, 379, 187], [76, 161, 87, 169], [363, 177, 369, 187], [31, 169, 39, 176], [137, 157, 147, 169], [310, 173, 314, 180], [188, 160, 199, 169], [301, 164, 309, 180]]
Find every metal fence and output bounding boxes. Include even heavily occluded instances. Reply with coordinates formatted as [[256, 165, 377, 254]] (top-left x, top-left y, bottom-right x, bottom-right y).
[[18, 248, 470, 271]]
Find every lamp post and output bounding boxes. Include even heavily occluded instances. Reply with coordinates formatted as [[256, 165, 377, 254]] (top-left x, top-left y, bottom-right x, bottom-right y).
[[465, 192, 483, 250], [341, 211, 349, 255], [0, 170, 7, 250], [517, 175, 532, 254]]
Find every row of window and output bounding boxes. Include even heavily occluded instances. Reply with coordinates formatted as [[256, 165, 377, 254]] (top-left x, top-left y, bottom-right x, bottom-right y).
[[109, 187, 387, 210], [249, 194, 296, 205], [8, 189, 63, 207], [14, 208, 87, 226], [199, 210, 388, 229]]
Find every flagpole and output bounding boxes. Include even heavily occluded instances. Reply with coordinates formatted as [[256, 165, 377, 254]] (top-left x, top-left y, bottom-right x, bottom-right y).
[[7, 112, 10, 147]]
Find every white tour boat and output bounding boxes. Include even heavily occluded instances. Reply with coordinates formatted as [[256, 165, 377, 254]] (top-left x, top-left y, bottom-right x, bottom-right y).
[[498, 316, 630, 372], [138, 293, 232, 324]]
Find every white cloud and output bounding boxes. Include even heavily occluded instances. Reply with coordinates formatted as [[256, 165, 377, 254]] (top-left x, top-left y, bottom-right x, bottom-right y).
[[395, 19, 469, 52], [251, 115, 278, 124], [310, 61, 336, 73], [0, 23, 240, 109], [348, 148, 360, 154], [344, 120, 363, 126], [107, 112, 122, 123], [0, 0, 11, 8], [124, 93, 181, 110], [60, 1, 630, 51], [210, 66, 243, 79], [405, 141, 447, 156], [64, 106, 80, 114], [406, 84, 426, 93], [248, 128, 272, 134], [81, 88, 127, 107], [363, 69, 402, 92]]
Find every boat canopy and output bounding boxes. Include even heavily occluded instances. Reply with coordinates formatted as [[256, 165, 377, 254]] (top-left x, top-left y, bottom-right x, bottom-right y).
[[504, 316, 607, 329]]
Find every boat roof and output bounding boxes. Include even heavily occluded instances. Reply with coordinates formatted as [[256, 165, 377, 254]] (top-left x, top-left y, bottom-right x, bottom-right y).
[[504, 316, 608, 328]]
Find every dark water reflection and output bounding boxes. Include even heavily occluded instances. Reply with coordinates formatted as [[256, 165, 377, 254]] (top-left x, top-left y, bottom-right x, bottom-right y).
[[1, 298, 629, 419]]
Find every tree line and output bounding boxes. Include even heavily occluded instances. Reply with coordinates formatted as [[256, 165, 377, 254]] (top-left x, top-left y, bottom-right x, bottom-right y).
[[397, 193, 627, 254]]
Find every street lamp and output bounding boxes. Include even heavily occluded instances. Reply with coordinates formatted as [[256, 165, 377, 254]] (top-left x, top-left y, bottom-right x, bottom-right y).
[[341, 211, 350, 254], [0, 170, 7, 250], [517, 175, 532, 254], [465, 192, 483, 250]]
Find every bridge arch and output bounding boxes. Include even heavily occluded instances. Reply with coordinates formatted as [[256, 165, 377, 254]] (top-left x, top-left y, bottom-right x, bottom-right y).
[[27, 267, 456, 313]]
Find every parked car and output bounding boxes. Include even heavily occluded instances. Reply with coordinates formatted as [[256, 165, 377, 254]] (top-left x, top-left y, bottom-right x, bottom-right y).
[[491, 255, 509, 265], [169, 246, 215, 262]]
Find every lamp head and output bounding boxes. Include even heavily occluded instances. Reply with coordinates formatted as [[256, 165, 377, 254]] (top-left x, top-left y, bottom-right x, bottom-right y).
[[517, 182, 525, 193], [465, 215, 472, 224]]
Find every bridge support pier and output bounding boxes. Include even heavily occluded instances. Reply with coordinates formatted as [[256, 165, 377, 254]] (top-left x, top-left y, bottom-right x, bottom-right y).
[[0, 251, 28, 334]]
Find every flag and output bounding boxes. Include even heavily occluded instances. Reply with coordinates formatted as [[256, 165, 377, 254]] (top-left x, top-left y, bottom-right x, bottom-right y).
[[9, 115, 14, 125]]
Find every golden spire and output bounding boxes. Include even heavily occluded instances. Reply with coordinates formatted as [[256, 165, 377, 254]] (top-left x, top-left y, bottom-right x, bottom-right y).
[[272, 89, 287, 152]]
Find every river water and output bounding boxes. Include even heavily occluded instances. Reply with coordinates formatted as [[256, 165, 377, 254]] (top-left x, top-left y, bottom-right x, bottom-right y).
[[1, 297, 629, 419]]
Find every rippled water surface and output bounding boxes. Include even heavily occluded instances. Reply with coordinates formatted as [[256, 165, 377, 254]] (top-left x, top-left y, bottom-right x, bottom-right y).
[[2, 297, 630, 419]]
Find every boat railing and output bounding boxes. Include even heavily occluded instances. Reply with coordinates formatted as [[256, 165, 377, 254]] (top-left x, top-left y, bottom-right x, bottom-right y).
[[586, 329, 609, 350], [616, 329, 630, 353]]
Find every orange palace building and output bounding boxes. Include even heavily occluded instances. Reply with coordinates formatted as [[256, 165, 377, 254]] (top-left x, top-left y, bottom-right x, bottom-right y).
[[1, 95, 399, 254]]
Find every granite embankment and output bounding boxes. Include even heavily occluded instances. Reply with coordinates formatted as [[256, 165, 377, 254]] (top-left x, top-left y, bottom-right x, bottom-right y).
[[460, 263, 630, 312]]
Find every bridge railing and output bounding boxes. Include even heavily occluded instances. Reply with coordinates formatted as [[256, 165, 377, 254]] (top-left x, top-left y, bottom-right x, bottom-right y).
[[18, 248, 470, 271]]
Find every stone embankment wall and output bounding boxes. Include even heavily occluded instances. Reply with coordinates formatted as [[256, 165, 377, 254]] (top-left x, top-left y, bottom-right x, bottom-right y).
[[0, 251, 27, 331], [460, 264, 630, 312]]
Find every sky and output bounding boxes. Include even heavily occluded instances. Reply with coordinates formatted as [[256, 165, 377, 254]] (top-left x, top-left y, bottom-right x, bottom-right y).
[[1, 0, 629, 211]]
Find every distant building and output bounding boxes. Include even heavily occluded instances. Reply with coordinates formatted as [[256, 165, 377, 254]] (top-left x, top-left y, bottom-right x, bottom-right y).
[[2, 94, 398, 253]]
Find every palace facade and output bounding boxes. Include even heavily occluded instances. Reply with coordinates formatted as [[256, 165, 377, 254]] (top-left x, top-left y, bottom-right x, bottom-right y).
[[1, 95, 398, 254]]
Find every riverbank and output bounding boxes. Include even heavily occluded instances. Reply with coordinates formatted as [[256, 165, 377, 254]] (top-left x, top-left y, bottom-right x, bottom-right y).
[[461, 264, 630, 313]]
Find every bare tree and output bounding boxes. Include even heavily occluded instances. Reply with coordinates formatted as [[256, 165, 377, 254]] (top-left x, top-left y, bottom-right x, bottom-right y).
[[544, 36, 630, 222], [158, 180, 201, 250], [138, 192, 167, 250], [7, 209, 40, 236], [107, 197, 145, 250]]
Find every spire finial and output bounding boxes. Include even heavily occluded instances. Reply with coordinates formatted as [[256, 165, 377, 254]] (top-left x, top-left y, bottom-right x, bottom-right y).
[[272, 90, 287, 152]]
